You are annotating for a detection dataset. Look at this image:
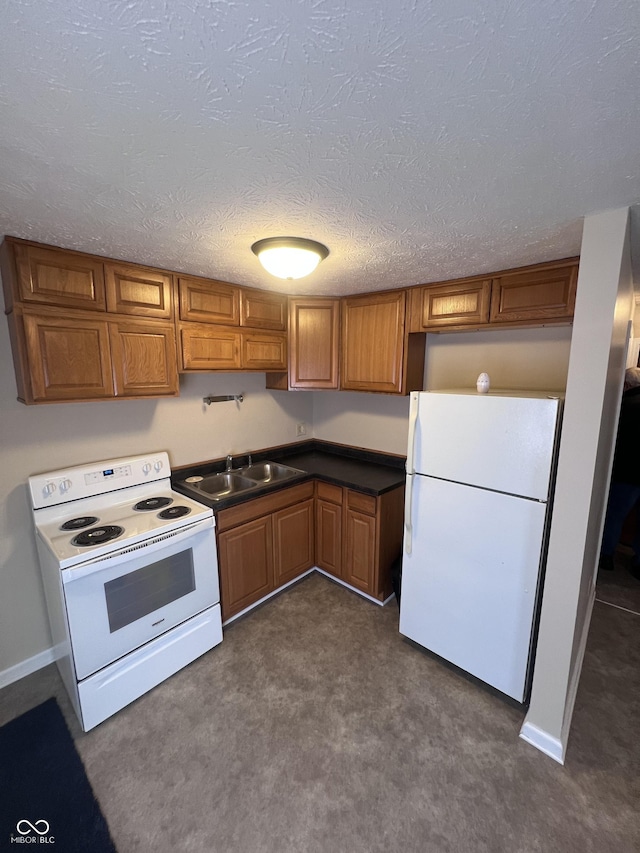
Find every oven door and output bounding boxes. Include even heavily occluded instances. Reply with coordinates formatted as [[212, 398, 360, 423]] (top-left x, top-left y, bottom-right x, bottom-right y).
[[62, 518, 219, 680]]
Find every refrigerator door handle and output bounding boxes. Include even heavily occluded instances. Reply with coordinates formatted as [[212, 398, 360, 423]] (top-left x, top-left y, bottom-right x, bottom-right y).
[[406, 391, 419, 476], [404, 473, 413, 555]]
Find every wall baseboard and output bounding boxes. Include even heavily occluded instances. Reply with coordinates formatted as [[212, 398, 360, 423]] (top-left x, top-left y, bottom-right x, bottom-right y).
[[0, 646, 56, 690], [519, 721, 565, 764]]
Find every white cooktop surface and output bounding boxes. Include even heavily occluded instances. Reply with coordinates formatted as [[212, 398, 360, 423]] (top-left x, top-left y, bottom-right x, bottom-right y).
[[33, 482, 213, 566]]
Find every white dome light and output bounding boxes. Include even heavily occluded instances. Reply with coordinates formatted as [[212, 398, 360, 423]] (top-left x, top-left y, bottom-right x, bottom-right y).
[[251, 237, 329, 280]]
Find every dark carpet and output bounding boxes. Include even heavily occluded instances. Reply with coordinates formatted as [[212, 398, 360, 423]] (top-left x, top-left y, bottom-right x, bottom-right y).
[[0, 697, 117, 853], [0, 573, 638, 852]]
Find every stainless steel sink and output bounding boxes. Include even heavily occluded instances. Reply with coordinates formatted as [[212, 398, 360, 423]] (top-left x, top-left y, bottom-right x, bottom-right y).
[[240, 461, 303, 483], [195, 472, 258, 499], [179, 460, 304, 502]]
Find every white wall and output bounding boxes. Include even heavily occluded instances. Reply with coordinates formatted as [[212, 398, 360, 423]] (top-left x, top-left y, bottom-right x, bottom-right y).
[[312, 392, 410, 456], [521, 207, 634, 763], [311, 328, 573, 456], [424, 326, 572, 392], [0, 308, 313, 676]]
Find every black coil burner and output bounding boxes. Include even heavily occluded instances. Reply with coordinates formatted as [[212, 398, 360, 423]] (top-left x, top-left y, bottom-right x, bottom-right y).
[[158, 506, 191, 520], [60, 516, 99, 531], [133, 497, 172, 512], [71, 525, 124, 547]]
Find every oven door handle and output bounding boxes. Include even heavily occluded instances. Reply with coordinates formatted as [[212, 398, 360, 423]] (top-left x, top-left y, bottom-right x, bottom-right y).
[[61, 517, 215, 584]]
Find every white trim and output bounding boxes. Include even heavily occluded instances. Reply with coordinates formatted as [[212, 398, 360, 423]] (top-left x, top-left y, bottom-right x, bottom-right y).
[[0, 646, 56, 689], [315, 568, 390, 606], [519, 721, 565, 764], [520, 584, 597, 765], [594, 598, 640, 617], [560, 584, 597, 753], [222, 568, 316, 627]]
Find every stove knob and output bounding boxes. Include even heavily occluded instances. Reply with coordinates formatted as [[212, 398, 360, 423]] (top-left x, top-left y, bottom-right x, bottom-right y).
[[142, 463, 152, 475], [43, 482, 56, 497], [154, 460, 163, 472], [59, 478, 72, 494]]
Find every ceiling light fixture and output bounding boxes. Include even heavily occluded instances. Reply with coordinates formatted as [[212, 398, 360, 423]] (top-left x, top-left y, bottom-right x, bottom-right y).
[[251, 237, 329, 280]]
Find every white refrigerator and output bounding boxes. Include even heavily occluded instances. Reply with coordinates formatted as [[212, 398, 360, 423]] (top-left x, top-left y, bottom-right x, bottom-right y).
[[399, 389, 563, 703]]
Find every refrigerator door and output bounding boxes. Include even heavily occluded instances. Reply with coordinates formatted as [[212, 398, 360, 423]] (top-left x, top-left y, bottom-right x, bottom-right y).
[[399, 475, 548, 701], [411, 391, 561, 501]]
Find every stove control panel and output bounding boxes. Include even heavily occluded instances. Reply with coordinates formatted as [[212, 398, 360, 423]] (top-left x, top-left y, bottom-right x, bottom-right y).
[[29, 453, 171, 509], [84, 464, 132, 485]]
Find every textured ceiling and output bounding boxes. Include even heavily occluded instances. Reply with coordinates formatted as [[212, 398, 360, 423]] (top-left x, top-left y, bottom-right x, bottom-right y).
[[1, 0, 639, 295]]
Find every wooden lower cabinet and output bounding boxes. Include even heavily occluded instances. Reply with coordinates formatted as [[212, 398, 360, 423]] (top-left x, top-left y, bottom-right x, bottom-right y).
[[315, 481, 343, 578], [216, 479, 404, 619], [273, 500, 315, 586], [216, 482, 314, 621], [317, 482, 405, 601], [343, 506, 377, 594], [342, 488, 404, 601], [217, 515, 274, 621]]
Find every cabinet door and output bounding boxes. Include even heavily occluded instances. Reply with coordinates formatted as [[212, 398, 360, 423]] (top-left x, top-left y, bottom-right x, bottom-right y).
[[105, 263, 173, 319], [490, 260, 578, 324], [273, 499, 315, 586], [22, 310, 114, 402], [343, 506, 377, 595], [240, 289, 287, 330], [316, 498, 343, 578], [110, 320, 179, 398], [13, 243, 106, 311], [410, 278, 491, 330], [289, 298, 340, 389], [217, 516, 274, 621], [178, 276, 239, 325], [179, 323, 241, 371], [341, 291, 407, 393], [241, 331, 287, 370]]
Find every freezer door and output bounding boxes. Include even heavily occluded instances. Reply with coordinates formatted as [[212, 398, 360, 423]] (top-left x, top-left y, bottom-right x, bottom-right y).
[[399, 475, 547, 702], [412, 391, 560, 500]]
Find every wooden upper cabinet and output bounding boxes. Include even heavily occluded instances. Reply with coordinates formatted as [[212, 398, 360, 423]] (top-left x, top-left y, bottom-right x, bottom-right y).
[[241, 331, 287, 371], [11, 242, 106, 312], [341, 291, 409, 394], [240, 288, 287, 330], [288, 298, 340, 389], [110, 320, 179, 398], [21, 309, 113, 402], [179, 323, 241, 371], [178, 275, 240, 325], [105, 262, 173, 319], [490, 259, 578, 324], [410, 277, 491, 330]]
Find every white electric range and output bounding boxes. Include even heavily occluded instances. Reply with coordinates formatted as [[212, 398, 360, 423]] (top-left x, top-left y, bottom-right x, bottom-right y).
[[29, 452, 222, 731]]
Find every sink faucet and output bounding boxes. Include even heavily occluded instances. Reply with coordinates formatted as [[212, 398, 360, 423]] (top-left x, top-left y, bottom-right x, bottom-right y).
[[226, 454, 233, 472], [247, 453, 253, 467]]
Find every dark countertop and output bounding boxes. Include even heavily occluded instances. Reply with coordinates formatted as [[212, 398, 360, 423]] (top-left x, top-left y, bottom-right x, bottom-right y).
[[171, 439, 406, 511]]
